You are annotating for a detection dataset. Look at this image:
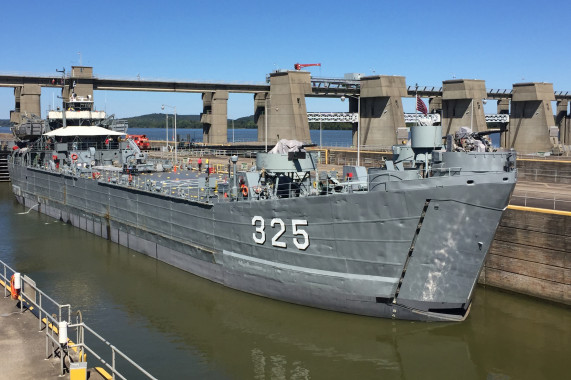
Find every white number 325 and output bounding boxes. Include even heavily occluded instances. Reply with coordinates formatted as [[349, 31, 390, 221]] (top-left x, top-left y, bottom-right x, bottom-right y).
[[251, 217, 309, 250]]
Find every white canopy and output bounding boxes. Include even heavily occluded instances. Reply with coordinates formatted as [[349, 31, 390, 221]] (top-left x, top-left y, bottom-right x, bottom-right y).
[[44, 126, 125, 137]]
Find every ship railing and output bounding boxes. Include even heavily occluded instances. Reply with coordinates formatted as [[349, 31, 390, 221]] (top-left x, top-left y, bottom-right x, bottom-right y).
[[37, 141, 122, 152], [430, 167, 463, 176], [0, 259, 157, 379]]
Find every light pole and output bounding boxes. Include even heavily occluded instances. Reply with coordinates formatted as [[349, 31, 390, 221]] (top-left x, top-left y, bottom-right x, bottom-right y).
[[319, 120, 322, 148], [162, 104, 177, 164], [341, 95, 361, 166], [164, 113, 169, 152], [264, 95, 269, 152]]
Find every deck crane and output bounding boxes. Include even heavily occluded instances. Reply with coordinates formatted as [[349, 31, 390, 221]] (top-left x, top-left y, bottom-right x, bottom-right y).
[[294, 63, 321, 70]]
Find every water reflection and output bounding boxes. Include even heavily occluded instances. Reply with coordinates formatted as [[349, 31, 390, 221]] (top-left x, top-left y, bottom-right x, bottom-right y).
[[0, 183, 569, 379]]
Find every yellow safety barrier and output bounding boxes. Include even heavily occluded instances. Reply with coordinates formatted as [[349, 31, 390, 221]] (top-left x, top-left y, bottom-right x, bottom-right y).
[[95, 367, 113, 380], [507, 204, 571, 216], [518, 158, 571, 163]]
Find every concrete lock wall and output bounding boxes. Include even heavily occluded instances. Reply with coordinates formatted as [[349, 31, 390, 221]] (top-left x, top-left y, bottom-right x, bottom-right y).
[[480, 208, 570, 306], [201, 91, 229, 144], [267, 71, 312, 144], [358, 75, 407, 147], [507, 83, 555, 153], [442, 79, 487, 135]]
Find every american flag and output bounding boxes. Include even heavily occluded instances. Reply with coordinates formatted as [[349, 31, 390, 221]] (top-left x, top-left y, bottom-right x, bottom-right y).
[[416, 95, 428, 115]]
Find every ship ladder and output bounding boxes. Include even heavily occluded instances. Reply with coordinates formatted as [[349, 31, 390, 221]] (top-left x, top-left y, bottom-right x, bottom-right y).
[[393, 199, 431, 301]]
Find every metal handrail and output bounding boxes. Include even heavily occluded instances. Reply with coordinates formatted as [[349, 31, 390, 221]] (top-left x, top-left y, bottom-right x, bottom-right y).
[[68, 322, 157, 380], [510, 194, 571, 211], [0, 259, 156, 379]]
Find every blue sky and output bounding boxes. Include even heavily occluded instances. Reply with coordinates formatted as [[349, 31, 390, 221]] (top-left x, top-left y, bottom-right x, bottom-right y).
[[1, 0, 569, 119]]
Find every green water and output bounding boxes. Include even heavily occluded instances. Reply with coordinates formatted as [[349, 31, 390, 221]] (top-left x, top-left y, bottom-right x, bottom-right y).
[[0, 183, 569, 379]]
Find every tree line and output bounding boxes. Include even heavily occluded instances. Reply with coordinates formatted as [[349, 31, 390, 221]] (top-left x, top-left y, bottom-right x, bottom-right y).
[[123, 113, 353, 130]]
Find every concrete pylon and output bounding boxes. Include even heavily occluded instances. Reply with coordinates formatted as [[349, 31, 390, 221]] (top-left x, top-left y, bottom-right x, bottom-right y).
[[429, 96, 442, 114], [442, 79, 487, 135], [201, 91, 229, 144], [507, 83, 555, 152], [267, 71, 312, 144], [19, 84, 41, 119], [358, 75, 407, 147], [254, 92, 269, 145], [496, 99, 511, 148], [65, 66, 94, 100], [497, 98, 510, 114], [9, 87, 22, 125], [555, 99, 569, 145]]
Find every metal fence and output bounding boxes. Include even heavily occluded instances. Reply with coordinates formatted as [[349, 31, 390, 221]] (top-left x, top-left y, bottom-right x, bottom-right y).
[[517, 168, 571, 184], [509, 194, 571, 212], [0, 259, 156, 379]]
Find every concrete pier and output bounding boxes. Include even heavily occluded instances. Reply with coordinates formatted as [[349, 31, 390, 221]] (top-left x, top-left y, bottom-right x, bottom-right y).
[[358, 75, 407, 147], [442, 79, 487, 134], [497, 98, 510, 114], [429, 96, 442, 114], [254, 92, 269, 145], [64, 66, 94, 100], [556, 99, 569, 146], [10, 84, 42, 125], [267, 71, 312, 144], [506, 82, 555, 152], [201, 91, 229, 144]]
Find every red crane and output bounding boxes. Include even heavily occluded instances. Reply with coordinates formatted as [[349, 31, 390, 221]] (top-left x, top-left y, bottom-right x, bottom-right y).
[[294, 63, 321, 71]]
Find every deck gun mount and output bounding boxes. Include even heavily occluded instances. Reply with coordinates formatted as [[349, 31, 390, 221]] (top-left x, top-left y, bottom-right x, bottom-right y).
[[369, 125, 514, 191], [383, 125, 444, 178]]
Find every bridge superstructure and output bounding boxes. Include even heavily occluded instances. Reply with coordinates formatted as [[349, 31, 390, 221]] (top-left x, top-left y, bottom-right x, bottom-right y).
[[0, 67, 569, 153], [308, 113, 509, 124]]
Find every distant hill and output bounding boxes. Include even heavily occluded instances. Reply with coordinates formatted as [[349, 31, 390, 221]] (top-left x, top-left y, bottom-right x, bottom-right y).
[[124, 113, 258, 129], [1, 113, 353, 130], [124, 113, 202, 129], [124, 113, 352, 130]]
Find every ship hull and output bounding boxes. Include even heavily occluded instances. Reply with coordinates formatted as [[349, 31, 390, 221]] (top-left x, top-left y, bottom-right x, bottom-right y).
[[8, 162, 516, 321]]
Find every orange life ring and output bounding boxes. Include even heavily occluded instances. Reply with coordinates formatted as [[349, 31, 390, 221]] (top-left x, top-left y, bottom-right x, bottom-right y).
[[10, 275, 20, 300], [71, 153, 78, 161], [128, 174, 133, 183], [241, 184, 249, 197]]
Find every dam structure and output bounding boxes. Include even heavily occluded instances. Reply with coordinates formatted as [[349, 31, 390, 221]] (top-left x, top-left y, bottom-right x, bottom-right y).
[[1, 66, 570, 154]]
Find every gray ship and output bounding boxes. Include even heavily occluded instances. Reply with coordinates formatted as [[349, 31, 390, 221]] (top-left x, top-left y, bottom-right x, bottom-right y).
[[8, 105, 517, 321]]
